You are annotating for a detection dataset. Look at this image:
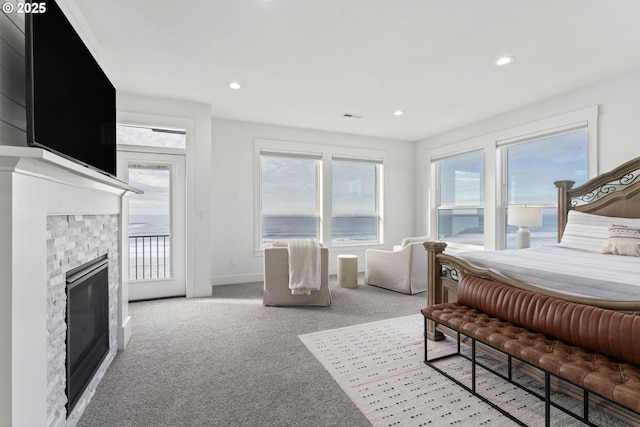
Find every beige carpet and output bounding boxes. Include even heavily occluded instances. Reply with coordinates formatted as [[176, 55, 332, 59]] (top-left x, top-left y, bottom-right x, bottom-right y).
[[299, 314, 630, 427]]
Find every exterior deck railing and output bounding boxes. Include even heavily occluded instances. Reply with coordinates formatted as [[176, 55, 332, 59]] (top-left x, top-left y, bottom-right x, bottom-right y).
[[129, 234, 171, 280]]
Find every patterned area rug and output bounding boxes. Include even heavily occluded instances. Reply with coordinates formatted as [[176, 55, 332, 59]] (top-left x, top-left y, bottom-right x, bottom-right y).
[[299, 315, 630, 427]]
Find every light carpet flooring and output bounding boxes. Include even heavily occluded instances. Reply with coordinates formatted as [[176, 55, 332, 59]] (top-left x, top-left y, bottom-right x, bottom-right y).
[[77, 277, 425, 427]]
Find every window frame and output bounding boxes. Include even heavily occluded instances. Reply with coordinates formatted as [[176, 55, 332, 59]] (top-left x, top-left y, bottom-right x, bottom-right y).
[[499, 125, 590, 249], [259, 149, 323, 245], [255, 139, 385, 252], [434, 149, 486, 250], [331, 156, 383, 246], [116, 112, 191, 156], [428, 105, 598, 251]]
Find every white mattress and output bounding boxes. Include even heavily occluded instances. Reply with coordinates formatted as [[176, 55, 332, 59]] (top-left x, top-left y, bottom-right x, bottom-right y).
[[455, 245, 640, 301]]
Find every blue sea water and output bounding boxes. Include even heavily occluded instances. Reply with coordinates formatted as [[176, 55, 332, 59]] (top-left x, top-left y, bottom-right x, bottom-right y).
[[262, 216, 377, 242], [130, 212, 559, 247], [129, 214, 170, 236], [263, 211, 559, 247]]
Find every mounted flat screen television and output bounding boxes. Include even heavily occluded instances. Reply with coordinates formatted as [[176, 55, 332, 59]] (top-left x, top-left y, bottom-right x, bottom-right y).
[[25, 0, 117, 177]]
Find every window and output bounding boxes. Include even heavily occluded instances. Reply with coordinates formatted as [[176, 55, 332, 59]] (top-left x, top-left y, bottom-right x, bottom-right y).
[[257, 141, 384, 249], [437, 151, 484, 247], [504, 128, 588, 248], [117, 125, 186, 149], [260, 152, 320, 244], [127, 164, 172, 280], [428, 106, 597, 250], [117, 124, 186, 282], [332, 158, 381, 244]]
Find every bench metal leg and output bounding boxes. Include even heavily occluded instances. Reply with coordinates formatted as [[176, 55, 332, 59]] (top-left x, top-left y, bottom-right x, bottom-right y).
[[422, 317, 527, 427], [423, 317, 459, 364], [471, 337, 476, 393], [584, 389, 589, 423], [424, 317, 428, 362], [545, 371, 550, 427]]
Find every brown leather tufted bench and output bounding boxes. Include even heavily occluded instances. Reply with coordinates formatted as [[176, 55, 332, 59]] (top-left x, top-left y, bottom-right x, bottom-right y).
[[421, 272, 640, 426]]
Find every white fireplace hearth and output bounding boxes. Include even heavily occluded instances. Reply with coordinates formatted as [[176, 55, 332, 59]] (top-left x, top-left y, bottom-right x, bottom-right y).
[[0, 146, 139, 426]]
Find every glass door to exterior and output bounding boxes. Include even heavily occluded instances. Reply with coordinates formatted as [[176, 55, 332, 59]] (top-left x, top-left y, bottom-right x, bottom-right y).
[[118, 151, 186, 300]]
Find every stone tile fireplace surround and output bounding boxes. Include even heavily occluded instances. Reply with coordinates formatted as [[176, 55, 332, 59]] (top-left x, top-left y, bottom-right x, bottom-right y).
[[0, 147, 137, 426], [47, 215, 119, 425]]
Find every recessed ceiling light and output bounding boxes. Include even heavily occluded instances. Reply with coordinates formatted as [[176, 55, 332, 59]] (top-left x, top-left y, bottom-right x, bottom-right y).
[[393, 110, 404, 116], [229, 82, 242, 90], [496, 56, 514, 66]]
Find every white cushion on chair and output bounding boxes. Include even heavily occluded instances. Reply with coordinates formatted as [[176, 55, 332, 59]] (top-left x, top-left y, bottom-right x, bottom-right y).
[[364, 236, 431, 294]]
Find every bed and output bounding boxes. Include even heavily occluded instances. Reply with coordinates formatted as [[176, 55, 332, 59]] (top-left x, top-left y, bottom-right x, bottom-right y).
[[425, 155, 640, 342], [423, 156, 640, 424]]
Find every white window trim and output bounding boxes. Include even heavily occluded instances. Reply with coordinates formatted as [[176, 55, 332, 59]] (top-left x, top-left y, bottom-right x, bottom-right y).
[[433, 149, 486, 252], [498, 124, 590, 249], [259, 150, 322, 245], [116, 111, 192, 155], [428, 105, 598, 251], [254, 138, 385, 254], [331, 157, 383, 246]]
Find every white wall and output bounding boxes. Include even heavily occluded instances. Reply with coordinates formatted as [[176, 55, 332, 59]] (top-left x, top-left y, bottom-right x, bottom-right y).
[[211, 119, 415, 285], [414, 69, 640, 236]]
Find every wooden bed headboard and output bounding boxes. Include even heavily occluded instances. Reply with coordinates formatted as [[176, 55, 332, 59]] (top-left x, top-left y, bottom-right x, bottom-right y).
[[555, 156, 640, 241]]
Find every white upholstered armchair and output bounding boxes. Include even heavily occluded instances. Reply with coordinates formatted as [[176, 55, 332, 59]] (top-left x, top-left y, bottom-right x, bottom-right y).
[[364, 236, 431, 294]]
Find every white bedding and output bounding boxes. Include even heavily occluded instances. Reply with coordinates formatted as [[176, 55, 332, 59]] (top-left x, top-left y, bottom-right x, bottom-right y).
[[456, 245, 640, 301]]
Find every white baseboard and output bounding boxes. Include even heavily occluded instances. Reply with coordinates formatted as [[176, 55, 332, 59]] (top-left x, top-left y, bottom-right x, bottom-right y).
[[211, 273, 263, 286]]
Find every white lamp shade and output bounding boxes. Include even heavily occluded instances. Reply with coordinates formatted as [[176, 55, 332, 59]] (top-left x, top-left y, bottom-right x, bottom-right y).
[[508, 206, 543, 227]]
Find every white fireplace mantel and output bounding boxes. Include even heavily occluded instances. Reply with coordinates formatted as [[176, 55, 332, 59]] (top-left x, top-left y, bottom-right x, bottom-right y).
[[0, 146, 138, 427], [0, 145, 138, 197]]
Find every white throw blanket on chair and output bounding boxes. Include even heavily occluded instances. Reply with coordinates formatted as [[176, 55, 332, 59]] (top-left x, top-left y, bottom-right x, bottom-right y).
[[287, 239, 321, 295]]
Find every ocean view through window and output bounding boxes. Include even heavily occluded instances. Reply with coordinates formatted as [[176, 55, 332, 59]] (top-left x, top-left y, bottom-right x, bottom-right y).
[[332, 158, 380, 244], [258, 144, 384, 246], [127, 166, 172, 280], [439, 209, 559, 247], [262, 216, 378, 243], [437, 151, 485, 246], [260, 153, 319, 244], [429, 108, 597, 250], [504, 128, 588, 249], [118, 124, 187, 282]]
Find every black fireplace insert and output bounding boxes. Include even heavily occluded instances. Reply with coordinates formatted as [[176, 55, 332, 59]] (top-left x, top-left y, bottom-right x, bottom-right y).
[[65, 253, 110, 414]]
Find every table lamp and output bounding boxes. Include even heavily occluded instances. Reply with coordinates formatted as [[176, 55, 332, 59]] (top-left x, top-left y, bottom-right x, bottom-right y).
[[508, 206, 543, 249]]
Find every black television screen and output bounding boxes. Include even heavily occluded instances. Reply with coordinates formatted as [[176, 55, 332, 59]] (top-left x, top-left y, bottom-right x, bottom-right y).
[[26, 0, 116, 177]]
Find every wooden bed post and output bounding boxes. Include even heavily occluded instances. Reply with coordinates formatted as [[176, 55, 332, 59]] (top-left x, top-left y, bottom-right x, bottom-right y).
[[424, 241, 447, 341], [554, 180, 575, 242]]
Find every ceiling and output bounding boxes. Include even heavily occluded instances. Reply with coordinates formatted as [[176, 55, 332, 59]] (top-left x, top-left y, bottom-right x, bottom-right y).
[[72, 0, 640, 141]]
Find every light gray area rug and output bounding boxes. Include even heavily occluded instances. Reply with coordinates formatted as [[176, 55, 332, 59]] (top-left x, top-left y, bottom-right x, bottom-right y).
[[300, 315, 632, 427]]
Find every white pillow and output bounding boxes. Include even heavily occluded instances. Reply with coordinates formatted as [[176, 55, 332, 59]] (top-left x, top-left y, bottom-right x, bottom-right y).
[[559, 210, 640, 252], [602, 224, 640, 257]]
